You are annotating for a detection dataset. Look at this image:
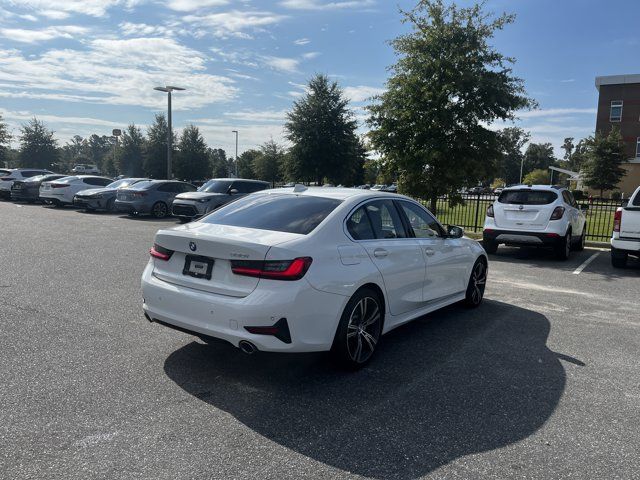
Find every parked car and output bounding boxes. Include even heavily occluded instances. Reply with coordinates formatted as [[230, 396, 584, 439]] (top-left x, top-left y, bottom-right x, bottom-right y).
[[10, 174, 66, 202], [73, 177, 148, 212], [382, 184, 398, 193], [71, 164, 100, 174], [370, 184, 386, 191], [40, 175, 114, 206], [483, 185, 587, 260], [142, 186, 488, 368], [0, 168, 54, 199], [611, 185, 640, 268], [171, 178, 269, 222], [115, 180, 196, 218], [493, 187, 504, 195]]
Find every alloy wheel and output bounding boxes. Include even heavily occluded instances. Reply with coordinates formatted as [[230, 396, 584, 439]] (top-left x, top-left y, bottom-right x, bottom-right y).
[[470, 261, 487, 305], [153, 202, 167, 218], [346, 296, 381, 364]]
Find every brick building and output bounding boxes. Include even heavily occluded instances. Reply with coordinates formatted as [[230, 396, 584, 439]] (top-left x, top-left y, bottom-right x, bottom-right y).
[[594, 74, 640, 196]]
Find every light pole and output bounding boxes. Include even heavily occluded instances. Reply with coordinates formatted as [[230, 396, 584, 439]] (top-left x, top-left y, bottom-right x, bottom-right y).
[[232, 130, 239, 177], [154, 85, 185, 179], [519, 157, 525, 184]]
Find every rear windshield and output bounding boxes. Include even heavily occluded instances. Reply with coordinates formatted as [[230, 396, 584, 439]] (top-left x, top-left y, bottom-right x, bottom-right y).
[[55, 176, 79, 184], [498, 190, 557, 205], [107, 178, 143, 189], [201, 194, 342, 234], [199, 180, 232, 193], [126, 181, 155, 190]]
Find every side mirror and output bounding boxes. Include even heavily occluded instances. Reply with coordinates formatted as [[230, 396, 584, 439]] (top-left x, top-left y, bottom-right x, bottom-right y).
[[229, 188, 238, 195], [447, 225, 464, 239]]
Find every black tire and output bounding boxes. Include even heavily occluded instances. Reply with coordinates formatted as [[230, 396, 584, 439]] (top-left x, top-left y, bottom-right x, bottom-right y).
[[573, 225, 586, 251], [106, 198, 116, 212], [151, 201, 168, 219], [483, 240, 498, 254], [331, 288, 383, 370], [611, 249, 628, 268], [554, 231, 571, 260], [464, 258, 487, 308]]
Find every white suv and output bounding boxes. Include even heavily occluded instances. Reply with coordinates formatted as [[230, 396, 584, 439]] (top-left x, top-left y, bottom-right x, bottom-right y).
[[483, 185, 587, 260], [71, 164, 100, 174], [611, 185, 640, 268], [0, 168, 53, 199]]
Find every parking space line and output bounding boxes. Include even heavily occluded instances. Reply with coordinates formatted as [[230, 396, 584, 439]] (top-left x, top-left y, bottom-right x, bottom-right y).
[[573, 252, 601, 275]]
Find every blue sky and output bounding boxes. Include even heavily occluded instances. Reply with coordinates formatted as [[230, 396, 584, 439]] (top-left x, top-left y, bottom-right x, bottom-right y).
[[0, 0, 639, 157]]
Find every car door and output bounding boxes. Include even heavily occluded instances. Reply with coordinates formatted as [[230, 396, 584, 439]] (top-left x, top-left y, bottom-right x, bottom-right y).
[[157, 182, 180, 204], [562, 190, 580, 235], [347, 199, 426, 316], [396, 200, 471, 302]]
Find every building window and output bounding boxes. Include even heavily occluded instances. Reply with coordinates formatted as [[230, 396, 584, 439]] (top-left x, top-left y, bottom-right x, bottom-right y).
[[636, 137, 640, 157], [610, 100, 623, 122]]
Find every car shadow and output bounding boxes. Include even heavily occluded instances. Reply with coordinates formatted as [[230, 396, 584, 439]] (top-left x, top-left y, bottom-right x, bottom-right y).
[[163, 300, 568, 479], [117, 214, 179, 223]]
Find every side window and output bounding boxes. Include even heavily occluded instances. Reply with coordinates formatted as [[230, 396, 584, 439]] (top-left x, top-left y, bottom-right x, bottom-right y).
[[364, 200, 407, 239], [158, 183, 173, 192], [84, 177, 108, 186], [346, 207, 376, 240], [252, 183, 269, 192], [398, 201, 443, 238], [233, 182, 252, 194], [562, 191, 572, 206], [566, 191, 577, 208], [183, 183, 197, 192]]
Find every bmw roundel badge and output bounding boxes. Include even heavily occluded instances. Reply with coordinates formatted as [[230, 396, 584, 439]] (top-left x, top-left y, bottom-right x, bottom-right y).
[[189, 241, 197, 252]]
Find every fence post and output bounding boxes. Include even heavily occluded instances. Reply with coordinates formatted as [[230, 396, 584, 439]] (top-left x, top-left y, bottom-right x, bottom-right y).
[[473, 194, 481, 232]]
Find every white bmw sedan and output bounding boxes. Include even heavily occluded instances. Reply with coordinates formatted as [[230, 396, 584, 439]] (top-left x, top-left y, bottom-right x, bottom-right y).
[[142, 186, 488, 368]]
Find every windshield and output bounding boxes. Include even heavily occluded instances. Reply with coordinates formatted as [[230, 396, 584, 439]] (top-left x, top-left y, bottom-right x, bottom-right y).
[[198, 180, 232, 193], [56, 176, 80, 184], [107, 178, 143, 189], [126, 181, 155, 190], [201, 194, 342, 235], [498, 190, 557, 205]]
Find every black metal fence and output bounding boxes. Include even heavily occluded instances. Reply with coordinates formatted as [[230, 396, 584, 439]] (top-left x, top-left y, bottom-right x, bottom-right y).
[[415, 194, 621, 242]]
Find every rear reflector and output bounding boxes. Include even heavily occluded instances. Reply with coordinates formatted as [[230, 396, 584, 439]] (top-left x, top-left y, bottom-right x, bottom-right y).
[[545, 233, 560, 238], [245, 318, 292, 344], [150, 244, 174, 261], [550, 206, 565, 220], [231, 257, 312, 281], [613, 208, 622, 232]]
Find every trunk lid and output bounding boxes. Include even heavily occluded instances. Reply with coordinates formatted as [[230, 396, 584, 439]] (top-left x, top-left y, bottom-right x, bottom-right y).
[[151, 223, 303, 297], [493, 189, 558, 231]]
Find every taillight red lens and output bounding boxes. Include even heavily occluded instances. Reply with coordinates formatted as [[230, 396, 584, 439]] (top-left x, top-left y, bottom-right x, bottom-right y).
[[150, 244, 173, 261], [613, 208, 622, 232], [550, 206, 565, 220], [231, 257, 313, 281], [486, 205, 494, 218], [51, 183, 69, 189], [133, 192, 147, 198]]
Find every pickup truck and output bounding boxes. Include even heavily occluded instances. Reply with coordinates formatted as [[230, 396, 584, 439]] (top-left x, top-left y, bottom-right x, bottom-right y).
[[611, 186, 640, 267]]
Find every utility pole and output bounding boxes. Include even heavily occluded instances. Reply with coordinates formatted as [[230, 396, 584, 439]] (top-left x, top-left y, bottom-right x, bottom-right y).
[[154, 86, 185, 179], [232, 130, 239, 177]]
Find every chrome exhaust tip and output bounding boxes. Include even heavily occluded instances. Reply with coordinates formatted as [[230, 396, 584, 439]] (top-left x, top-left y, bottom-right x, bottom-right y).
[[238, 340, 258, 355]]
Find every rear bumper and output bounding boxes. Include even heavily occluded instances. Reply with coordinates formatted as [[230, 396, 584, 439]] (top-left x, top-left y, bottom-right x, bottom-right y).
[[73, 196, 104, 209], [483, 229, 563, 247], [39, 192, 72, 204], [141, 262, 347, 353], [115, 199, 150, 214], [611, 236, 640, 256], [10, 189, 38, 201]]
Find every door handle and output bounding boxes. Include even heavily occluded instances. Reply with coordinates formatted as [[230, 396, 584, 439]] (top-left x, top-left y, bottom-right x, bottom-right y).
[[373, 248, 388, 258], [424, 248, 435, 256]]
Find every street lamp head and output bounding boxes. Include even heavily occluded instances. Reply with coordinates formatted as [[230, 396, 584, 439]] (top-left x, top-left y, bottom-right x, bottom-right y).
[[154, 86, 169, 92], [232, 130, 238, 134], [166, 86, 186, 91], [154, 86, 186, 92]]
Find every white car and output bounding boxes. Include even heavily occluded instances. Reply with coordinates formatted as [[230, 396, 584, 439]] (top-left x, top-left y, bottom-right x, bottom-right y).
[[71, 164, 101, 174], [142, 186, 488, 368], [611, 185, 640, 268], [40, 175, 113, 206], [0, 168, 53, 199], [483, 185, 587, 260]]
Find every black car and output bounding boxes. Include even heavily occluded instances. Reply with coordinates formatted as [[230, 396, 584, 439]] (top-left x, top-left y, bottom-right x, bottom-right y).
[[10, 174, 67, 202]]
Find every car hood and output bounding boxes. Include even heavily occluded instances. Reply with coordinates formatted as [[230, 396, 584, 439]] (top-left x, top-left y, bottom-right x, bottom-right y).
[[76, 187, 115, 196], [174, 192, 227, 201]]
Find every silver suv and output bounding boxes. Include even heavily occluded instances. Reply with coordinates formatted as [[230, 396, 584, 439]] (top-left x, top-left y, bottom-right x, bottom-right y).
[[482, 185, 587, 260]]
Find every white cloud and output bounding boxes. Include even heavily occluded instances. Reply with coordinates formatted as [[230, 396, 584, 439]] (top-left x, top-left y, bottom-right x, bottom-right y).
[[343, 85, 384, 102], [183, 10, 287, 39], [302, 51, 320, 60], [0, 38, 238, 110], [2, 0, 143, 18], [280, 0, 375, 10], [119, 22, 173, 37], [0, 25, 88, 43], [517, 108, 596, 119], [262, 55, 300, 73], [1, 108, 123, 128], [222, 109, 287, 122], [293, 37, 310, 45], [166, 0, 228, 11]]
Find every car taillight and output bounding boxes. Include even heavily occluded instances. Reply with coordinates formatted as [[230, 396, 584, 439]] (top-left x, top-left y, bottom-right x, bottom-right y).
[[231, 257, 312, 281], [132, 191, 147, 198], [1, 177, 14, 181], [613, 208, 622, 232], [486, 205, 494, 218], [51, 183, 69, 189], [150, 244, 174, 261], [550, 206, 565, 220]]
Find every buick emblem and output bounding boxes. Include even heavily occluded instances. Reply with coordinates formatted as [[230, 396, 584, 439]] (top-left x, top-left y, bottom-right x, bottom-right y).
[[189, 241, 197, 252], [519, 205, 524, 210]]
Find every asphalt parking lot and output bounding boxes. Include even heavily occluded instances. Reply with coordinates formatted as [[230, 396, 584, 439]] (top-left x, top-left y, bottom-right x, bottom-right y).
[[1, 202, 639, 480]]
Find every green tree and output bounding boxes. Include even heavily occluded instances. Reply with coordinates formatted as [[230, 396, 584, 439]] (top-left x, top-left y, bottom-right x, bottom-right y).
[[118, 124, 145, 177], [253, 140, 285, 186], [522, 143, 555, 176], [497, 127, 529, 185], [236, 149, 260, 178], [522, 168, 550, 185], [209, 148, 228, 177], [569, 139, 588, 173], [285, 74, 364, 185], [582, 127, 626, 197], [144, 114, 171, 179], [0, 114, 12, 167], [18, 118, 58, 169], [367, 0, 533, 211], [87, 134, 113, 173], [174, 125, 209, 181]]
